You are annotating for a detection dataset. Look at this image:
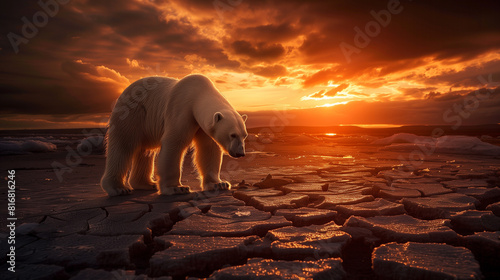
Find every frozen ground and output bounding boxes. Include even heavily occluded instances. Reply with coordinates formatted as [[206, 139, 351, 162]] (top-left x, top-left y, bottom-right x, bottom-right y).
[[0, 130, 499, 279]]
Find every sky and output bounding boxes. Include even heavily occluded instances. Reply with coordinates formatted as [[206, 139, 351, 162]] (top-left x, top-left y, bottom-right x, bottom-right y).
[[1, 0, 500, 129]]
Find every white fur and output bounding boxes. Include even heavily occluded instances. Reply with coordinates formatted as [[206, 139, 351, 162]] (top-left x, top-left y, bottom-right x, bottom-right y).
[[100, 74, 247, 196]]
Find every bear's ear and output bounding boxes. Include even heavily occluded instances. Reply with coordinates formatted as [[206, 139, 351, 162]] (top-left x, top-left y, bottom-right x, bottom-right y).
[[213, 112, 224, 125], [241, 114, 248, 122]]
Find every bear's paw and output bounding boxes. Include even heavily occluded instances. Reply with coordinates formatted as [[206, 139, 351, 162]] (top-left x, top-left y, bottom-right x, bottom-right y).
[[101, 178, 134, 197], [214, 181, 231, 191]]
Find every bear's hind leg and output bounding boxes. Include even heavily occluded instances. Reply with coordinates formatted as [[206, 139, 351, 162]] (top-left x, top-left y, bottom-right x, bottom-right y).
[[157, 134, 192, 195], [100, 141, 135, 196], [193, 129, 230, 191], [128, 149, 157, 190]]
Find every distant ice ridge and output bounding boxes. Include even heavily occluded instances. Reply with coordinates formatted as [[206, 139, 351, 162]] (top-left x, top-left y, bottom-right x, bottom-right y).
[[0, 135, 105, 155], [372, 133, 500, 156], [1, 136, 75, 145], [77, 136, 105, 154], [0, 140, 57, 155], [0, 136, 77, 155]]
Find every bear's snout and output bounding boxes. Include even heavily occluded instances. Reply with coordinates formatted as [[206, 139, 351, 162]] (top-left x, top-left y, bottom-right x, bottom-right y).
[[234, 151, 245, 158], [230, 151, 245, 158], [229, 147, 245, 158], [229, 140, 245, 158]]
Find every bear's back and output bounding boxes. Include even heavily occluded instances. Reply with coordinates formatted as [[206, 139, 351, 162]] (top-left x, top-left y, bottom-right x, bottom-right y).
[[122, 76, 178, 101]]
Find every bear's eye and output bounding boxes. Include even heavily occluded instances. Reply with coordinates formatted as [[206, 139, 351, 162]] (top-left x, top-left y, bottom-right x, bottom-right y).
[[230, 134, 237, 139]]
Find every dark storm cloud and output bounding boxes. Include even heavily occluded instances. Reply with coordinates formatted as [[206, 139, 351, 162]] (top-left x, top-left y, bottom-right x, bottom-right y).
[[306, 0, 500, 61], [0, 60, 127, 115], [401, 87, 438, 98], [233, 23, 300, 44], [294, 0, 500, 86], [231, 41, 286, 62], [81, 0, 239, 69], [0, 0, 239, 117], [81, 0, 238, 69], [412, 60, 500, 89]]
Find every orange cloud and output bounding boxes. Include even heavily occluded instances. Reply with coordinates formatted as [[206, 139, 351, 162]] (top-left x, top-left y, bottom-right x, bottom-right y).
[[302, 84, 350, 100]]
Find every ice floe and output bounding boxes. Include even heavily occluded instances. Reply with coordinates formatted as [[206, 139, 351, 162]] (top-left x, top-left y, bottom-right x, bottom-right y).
[[463, 231, 500, 267], [450, 210, 500, 232], [486, 201, 500, 216], [16, 234, 146, 269], [391, 183, 452, 196], [253, 174, 293, 188], [208, 258, 346, 280], [150, 235, 251, 277], [233, 188, 283, 203], [249, 193, 309, 212], [344, 214, 457, 243], [266, 224, 351, 260], [281, 183, 325, 193], [402, 193, 479, 219], [335, 198, 406, 217], [372, 242, 482, 280], [455, 187, 500, 206], [168, 206, 291, 237], [274, 207, 337, 226], [443, 179, 489, 189], [380, 188, 422, 200], [314, 194, 374, 209]]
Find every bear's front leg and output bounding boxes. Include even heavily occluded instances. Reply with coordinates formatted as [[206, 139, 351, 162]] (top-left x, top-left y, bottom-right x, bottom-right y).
[[157, 135, 192, 195], [193, 129, 231, 192]]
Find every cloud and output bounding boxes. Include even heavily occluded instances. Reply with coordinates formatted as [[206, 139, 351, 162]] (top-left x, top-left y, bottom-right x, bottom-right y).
[[325, 84, 349, 97], [126, 58, 146, 69], [400, 87, 438, 98], [310, 90, 325, 99], [233, 23, 300, 44], [302, 83, 349, 100], [231, 40, 286, 62], [62, 60, 130, 87], [302, 67, 341, 88], [0, 60, 129, 115], [246, 87, 500, 128], [252, 64, 288, 78], [1, 0, 500, 129]]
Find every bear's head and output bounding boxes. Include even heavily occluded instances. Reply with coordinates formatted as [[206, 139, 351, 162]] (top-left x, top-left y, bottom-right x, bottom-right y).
[[210, 110, 248, 158]]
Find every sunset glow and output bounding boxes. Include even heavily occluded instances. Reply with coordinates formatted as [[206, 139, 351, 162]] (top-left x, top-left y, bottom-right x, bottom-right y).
[[1, 0, 500, 129]]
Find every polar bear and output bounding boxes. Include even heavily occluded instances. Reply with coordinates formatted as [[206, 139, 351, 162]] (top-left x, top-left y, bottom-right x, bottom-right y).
[[100, 74, 248, 196]]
